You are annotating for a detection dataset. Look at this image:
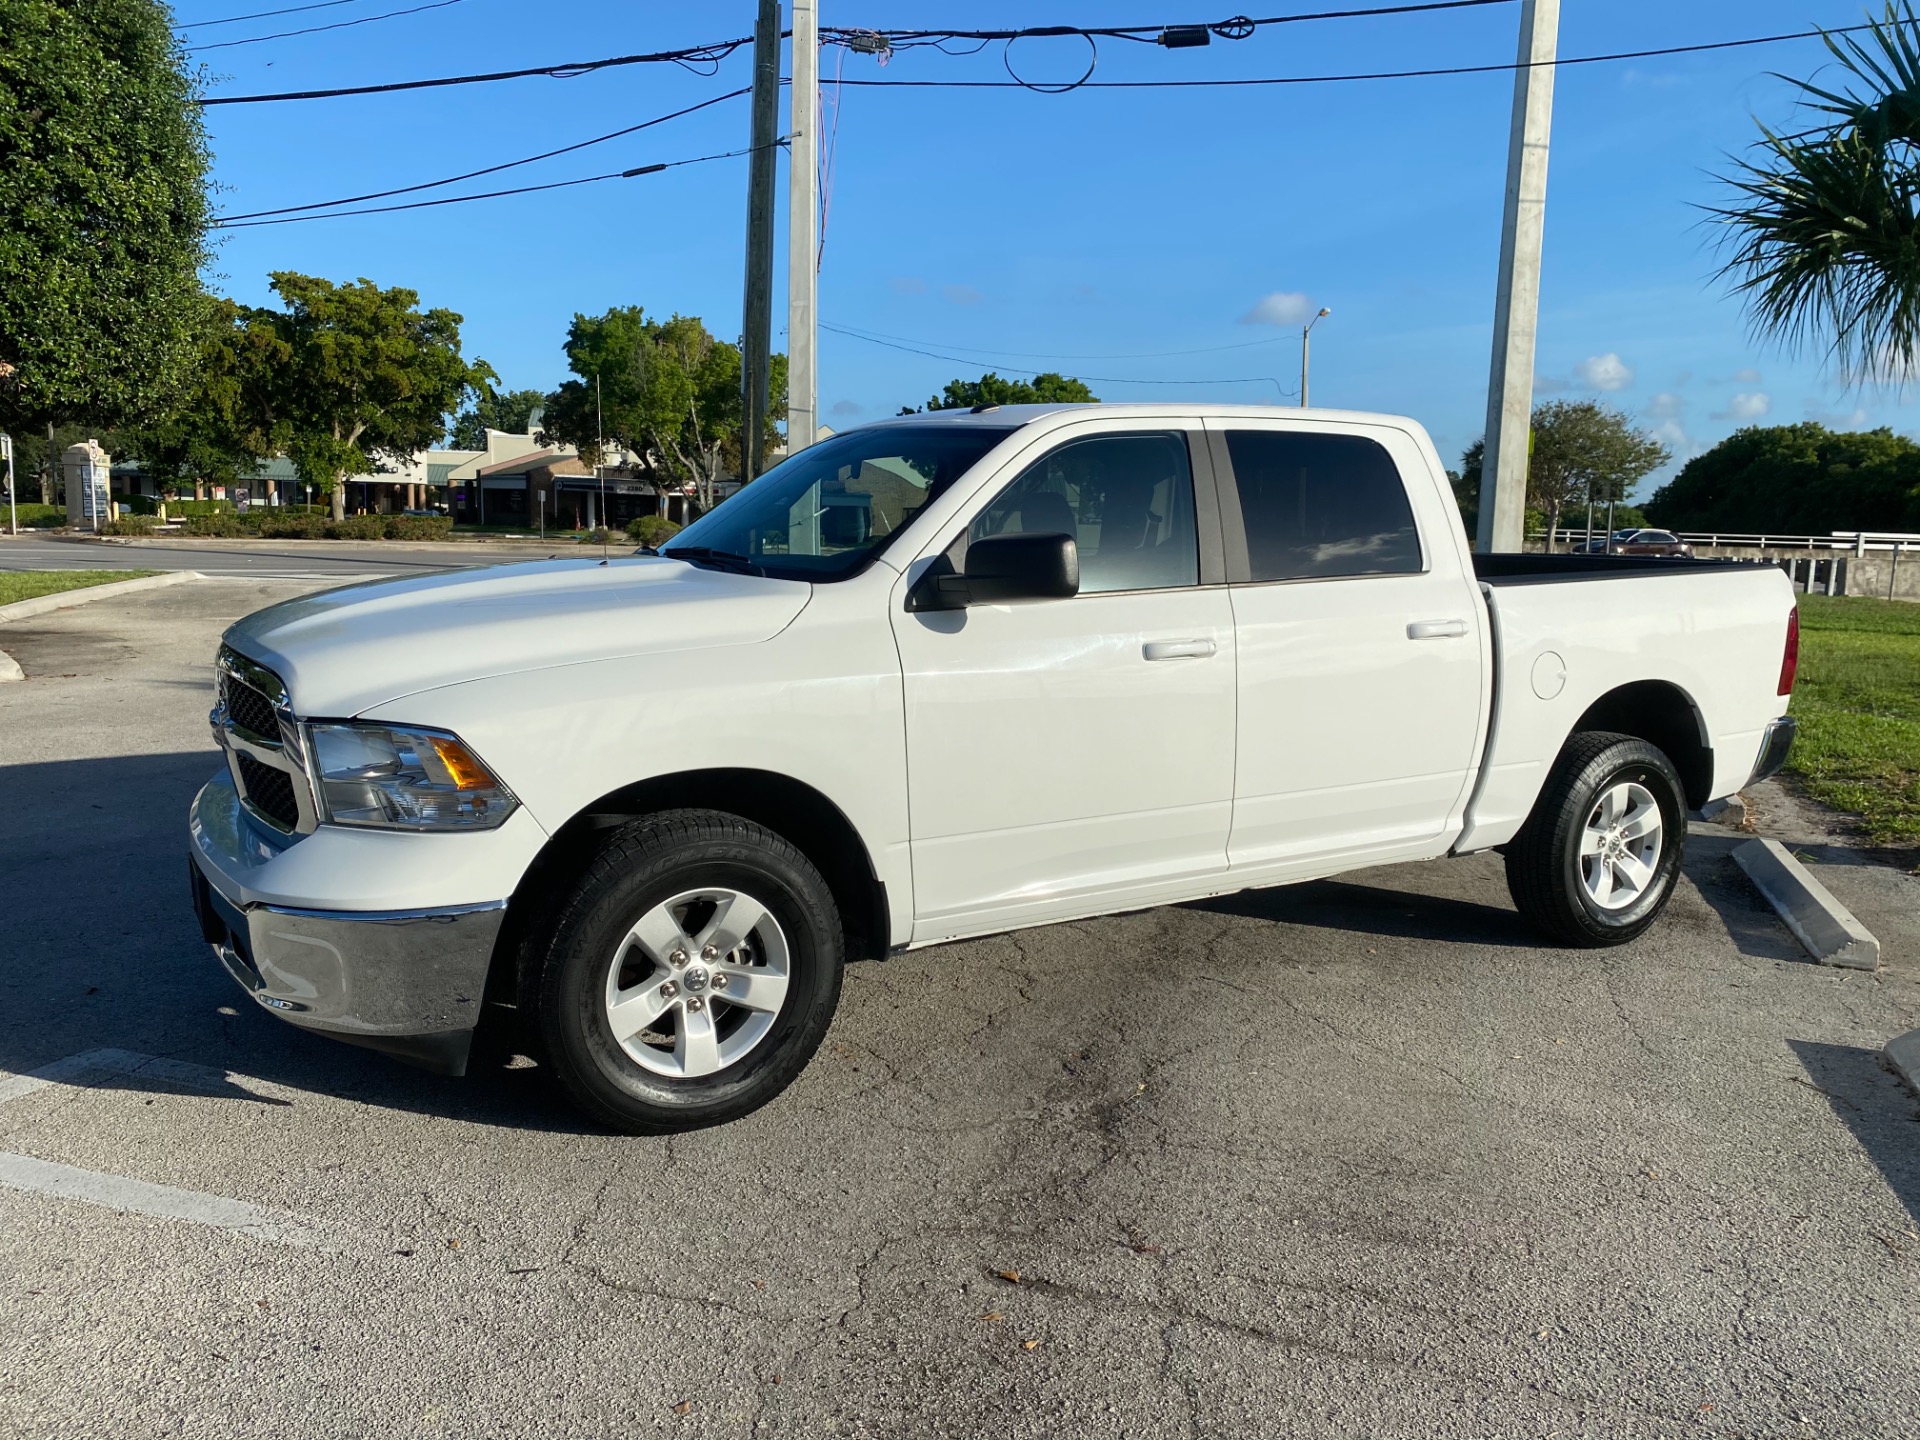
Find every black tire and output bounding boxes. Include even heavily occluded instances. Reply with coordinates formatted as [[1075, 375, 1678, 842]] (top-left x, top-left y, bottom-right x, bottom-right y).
[[1504, 732, 1687, 948], [534, 809, 843, 1134]]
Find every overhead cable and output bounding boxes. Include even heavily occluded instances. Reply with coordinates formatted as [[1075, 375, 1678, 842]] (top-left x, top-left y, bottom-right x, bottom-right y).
[[185, 0, 465, 51], [175, 0, 363, 29], [188, 0, 1506, 106], [830, 21, 1916, 93], [218, 88, 749, 221], [211, 139, 784, 228], [198, 37, 752, 105]]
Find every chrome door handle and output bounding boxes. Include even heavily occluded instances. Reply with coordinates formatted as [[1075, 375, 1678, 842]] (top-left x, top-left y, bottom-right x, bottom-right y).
[[1143, 638, 1218, 661], [1407, 619, 1470, 640]]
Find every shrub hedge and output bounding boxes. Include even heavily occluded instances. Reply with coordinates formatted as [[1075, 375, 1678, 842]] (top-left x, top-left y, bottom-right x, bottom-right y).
[[626, 514, 682, 548]]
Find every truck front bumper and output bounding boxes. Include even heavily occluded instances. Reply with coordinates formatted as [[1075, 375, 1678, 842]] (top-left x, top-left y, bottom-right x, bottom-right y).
[[188, 771, 508, 1076]]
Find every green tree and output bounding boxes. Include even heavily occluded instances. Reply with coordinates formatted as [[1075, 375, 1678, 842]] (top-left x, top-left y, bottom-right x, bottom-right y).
[[1458, 401, 1670, 547], [540, 307, 784, 513], [449, 387, 549, 450], [909, 372, 1099, 413], [1711, 3, 1920, 379], [1645, 423, 1920, 533], [121, 298, 287, 495], [259, 273, 493, 520], [0, 0, 214, 441]]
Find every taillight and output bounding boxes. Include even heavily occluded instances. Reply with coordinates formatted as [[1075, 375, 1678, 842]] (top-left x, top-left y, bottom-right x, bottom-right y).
[[1778, 608, 1800, 696]]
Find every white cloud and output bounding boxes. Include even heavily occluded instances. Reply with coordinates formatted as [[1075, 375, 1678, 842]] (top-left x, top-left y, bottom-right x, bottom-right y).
[[942, 283, 983, 306], [1713, 392, 1770, 422], [1239, 291, 1316, 327], [1648, 418, 1701, 461], [1732, 368, 1763, 385], [830, 399, 863, 417], [1806, 404, 1871, 429], [1573, 353, 1635, 392], [1647, 392, 1685, 419]]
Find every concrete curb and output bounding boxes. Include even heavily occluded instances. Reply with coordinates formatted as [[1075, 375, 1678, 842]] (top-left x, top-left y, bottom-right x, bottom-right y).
[[1732, 838, 1882, 971], [0, 569, 201, 625], [1887, 1030, 1920, 1097], [0, 572, 202, 682]]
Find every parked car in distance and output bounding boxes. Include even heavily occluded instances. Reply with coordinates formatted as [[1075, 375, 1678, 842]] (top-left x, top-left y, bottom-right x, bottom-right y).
[[190, 404, 1798, 1133], [1614, 529, 1694, 558]]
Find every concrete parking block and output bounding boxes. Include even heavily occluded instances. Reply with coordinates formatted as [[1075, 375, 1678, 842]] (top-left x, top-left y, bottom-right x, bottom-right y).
[[1888, 1030, 1920, 1097], [1733, 837, 1883, 970]]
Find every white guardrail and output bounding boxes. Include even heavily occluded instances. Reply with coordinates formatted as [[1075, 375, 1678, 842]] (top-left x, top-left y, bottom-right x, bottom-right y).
[[1544, 529, 1920, 553]]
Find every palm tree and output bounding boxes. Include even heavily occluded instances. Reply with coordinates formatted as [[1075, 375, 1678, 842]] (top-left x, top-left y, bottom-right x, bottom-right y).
[[1713, 4, 1920, 382]]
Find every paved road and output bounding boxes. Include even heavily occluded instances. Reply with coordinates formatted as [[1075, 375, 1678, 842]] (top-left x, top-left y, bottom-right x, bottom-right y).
[[3, 579, 1919, 1440], [0, 533, 581, 580]]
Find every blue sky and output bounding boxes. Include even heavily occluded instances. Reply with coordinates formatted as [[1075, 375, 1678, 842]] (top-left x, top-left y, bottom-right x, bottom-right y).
[[188, 1, 1888, 494]]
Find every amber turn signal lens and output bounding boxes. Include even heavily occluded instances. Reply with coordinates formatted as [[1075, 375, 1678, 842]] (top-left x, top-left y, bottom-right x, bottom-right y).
[[429, 734, 495, 791]]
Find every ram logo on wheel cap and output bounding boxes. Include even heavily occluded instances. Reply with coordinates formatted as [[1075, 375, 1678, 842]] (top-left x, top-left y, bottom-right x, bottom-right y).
[[682, 967, 711, 994]]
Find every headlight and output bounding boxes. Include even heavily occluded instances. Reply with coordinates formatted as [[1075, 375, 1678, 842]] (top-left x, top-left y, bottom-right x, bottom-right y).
[[308, 722, 517, 831]]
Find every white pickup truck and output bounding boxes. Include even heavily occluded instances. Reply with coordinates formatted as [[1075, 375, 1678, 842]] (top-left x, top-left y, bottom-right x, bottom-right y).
[[189, 404, 1800, 1132]]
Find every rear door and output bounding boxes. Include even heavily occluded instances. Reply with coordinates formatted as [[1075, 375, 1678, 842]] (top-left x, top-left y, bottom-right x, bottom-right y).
[[890, 422, 1237, 939], [1207, 420, 1485, 873]]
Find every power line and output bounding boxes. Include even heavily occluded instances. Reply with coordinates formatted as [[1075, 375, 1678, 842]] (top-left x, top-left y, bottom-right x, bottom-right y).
[[821, 322, 1295, 398], [218, 88, 749, 221], [175, 0, 362, 29], [211, 139, 783, 228], [830, 21, 1911, 92], [197, 37, 752, 106], [826, 320, 1290, 361], [185, 0, 465, 51], [186, 0, 1508, 106]]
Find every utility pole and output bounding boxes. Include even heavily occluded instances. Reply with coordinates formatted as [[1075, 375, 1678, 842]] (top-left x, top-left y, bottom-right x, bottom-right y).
[[740, 0, 780, 484], [1301, 307, 1331, 408], [1475, 0, 1559, 555], [786, 0, 818, 457]]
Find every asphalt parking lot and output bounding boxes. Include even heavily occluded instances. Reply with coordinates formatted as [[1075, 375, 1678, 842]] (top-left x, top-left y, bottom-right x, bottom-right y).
[[3, 578, 1919, 1440]]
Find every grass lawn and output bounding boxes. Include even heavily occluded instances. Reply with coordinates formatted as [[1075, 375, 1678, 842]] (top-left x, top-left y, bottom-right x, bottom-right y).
[[1788, 594, 1920, 846], [0, 570, 157, 607]]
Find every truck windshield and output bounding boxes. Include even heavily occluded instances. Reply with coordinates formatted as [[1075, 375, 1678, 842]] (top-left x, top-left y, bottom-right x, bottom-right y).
[[661, 424, 1017, 581]]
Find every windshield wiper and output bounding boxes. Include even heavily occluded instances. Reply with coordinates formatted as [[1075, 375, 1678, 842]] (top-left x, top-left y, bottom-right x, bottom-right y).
[[661, 546, 766, 576]]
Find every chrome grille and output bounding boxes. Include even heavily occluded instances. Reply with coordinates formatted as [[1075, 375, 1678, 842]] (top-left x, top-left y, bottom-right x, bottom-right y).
[[236, 752, 301, 832], [214, 646, 317, 837], [220, 672, 281, 743]]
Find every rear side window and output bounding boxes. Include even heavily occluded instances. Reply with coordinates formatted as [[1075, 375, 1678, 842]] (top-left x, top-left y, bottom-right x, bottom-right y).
[[1222, 430, 1423, 582]]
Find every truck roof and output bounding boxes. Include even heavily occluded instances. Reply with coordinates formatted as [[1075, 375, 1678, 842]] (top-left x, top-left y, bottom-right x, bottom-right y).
[[864, 402, 1421, 430]]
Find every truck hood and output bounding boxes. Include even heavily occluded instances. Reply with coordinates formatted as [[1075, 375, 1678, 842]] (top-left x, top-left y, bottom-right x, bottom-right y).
[[223, 557, 812, 717]]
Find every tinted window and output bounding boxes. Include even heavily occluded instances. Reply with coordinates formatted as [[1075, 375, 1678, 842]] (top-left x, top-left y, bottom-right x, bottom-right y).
[[663, 424, 1015, 581], [1223, 430, 1423, 582], [969, 432, 1199, 594]]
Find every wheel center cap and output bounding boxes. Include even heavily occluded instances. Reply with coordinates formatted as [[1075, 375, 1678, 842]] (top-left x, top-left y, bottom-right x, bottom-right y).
[[683, 966, 710, 994]]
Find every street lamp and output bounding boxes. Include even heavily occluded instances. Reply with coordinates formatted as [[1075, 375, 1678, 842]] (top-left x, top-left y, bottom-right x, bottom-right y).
[[1301, 307, 1331, 408]]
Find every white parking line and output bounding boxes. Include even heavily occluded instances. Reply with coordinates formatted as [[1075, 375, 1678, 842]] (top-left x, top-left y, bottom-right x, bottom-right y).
[[0, 1048, 355, 1250], [0, 1152, 348, 1249]]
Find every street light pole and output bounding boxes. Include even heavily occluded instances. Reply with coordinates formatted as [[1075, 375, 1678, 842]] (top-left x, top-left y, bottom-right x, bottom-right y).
[[1300, 308, 1331, 408], [786, 0, 819, 457]]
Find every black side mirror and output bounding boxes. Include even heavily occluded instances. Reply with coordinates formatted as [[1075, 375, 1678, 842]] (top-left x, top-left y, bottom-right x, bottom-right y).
[[910, 532, 1080, 611]]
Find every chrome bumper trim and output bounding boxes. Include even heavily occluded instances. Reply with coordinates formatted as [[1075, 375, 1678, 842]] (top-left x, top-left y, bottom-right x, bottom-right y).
[[1750, 715, 1798, 786], [190, 844, 506, 1077]]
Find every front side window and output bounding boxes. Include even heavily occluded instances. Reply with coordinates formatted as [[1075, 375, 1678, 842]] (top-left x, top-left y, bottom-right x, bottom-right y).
[[1223, 430, 1423, 582], [663, 424, 1016, 581], [967, 432, 1199, 594]]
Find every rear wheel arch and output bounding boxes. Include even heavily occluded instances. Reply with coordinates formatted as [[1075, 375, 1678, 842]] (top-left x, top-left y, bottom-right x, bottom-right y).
[[486, 769, 891, 1014], [1565, 680, 1713, 810]]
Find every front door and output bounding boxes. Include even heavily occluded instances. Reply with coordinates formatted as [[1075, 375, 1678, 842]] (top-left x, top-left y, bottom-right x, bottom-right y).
[[891, 427, 1237, 941]]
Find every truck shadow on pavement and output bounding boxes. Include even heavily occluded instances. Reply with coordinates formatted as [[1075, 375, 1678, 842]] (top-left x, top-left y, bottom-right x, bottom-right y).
[[1186, 876, 1540, 947], [0, 750, 598, 1134], [1787, 1040, 1920, 1230]]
